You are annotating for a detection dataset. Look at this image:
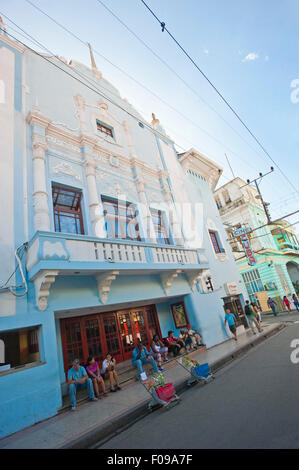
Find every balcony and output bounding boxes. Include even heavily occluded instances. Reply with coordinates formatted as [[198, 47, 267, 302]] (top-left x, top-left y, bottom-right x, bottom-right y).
[[219, 197, 245, 216], [26, 231, 209, 311]]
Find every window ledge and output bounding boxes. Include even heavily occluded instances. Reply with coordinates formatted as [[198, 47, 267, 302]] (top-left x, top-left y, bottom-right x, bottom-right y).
[[0, 361, 46, 378]]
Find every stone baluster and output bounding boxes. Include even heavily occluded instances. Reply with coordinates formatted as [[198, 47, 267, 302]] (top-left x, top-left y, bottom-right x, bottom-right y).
[[32, 141, 50, 231]]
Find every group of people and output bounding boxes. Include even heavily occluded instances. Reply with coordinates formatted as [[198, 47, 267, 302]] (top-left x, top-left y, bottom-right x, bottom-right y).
[[68, 325, 204, 407], [225, 300, 263, 341], [268, 294, 299, 315], [67, 353, 121, 410], [132, 325, 204, 379]]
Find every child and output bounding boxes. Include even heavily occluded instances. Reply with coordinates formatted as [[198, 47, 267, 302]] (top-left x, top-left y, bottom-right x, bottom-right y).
[[101, 352, 121, 393], [86, 356, 108, 398]]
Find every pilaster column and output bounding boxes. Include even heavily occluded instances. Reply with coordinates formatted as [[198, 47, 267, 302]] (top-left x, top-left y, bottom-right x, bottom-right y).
[[85, 159, 106, 237], [32, 141, 50, 231], [123, 120, 138, 158], [160, 178, 184, 245], [135, 176, 157, 242], [74, 94, 87, 134]]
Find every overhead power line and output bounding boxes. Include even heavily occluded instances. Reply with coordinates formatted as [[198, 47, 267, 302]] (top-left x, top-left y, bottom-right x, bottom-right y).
[[2, 17, 233, 182], [23, 0, 262, 177], [1, 11, 233, 182], [139, 0, 298, 195]]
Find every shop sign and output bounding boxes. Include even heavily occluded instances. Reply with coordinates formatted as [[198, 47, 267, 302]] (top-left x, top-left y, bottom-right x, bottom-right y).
[[224, 282, 239, 295], [233, 227, 257, 266]]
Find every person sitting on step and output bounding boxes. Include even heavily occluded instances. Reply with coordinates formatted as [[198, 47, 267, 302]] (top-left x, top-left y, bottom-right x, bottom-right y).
[[179, 328, 193, 351], [150, 334, 169, 370], [86, 355, 108, 398], [132, 339, 159, 380], [165, 330, 185, 356], [67, 358, 98, 411], [101, 352, 121, 392], [186, 324, 204, 348]]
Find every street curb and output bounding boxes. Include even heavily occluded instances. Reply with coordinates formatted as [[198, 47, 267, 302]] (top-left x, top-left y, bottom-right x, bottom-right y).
[[61, 323, 285, 449]]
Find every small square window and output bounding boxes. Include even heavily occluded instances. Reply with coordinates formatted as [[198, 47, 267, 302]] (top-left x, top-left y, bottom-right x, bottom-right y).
[[96, 120, 114, 138], [0, 326, 41, 372]]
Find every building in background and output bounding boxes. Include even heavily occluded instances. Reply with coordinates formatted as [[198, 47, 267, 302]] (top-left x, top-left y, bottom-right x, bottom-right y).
[[214, 178, 299, 311], [0, 24, 247, 438]]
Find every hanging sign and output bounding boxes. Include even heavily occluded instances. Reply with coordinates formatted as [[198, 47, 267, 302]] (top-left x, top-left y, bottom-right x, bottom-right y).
[[233, 227, 257, 266]]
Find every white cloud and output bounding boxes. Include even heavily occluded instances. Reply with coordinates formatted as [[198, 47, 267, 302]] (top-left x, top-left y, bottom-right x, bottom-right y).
[[203, 49, 209, 55], [265, 55, 269, 61], [242, 52, 259, 62]]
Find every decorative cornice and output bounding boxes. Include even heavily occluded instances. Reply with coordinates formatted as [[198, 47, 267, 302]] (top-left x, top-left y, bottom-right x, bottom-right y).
[[96, 271, 119, 304], [27, 110, 52, 129], [34, 270, 59, 311], [185, 271, 203, 292], [160, 269, 182, 296]]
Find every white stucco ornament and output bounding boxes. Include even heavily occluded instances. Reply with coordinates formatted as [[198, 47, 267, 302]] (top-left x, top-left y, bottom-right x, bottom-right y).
[[96, 271, 119, 304], [34, 270, 59, 311], [43, 241, 68, 260], [52, 162, 81, 180], [160, 269, 182, 296]]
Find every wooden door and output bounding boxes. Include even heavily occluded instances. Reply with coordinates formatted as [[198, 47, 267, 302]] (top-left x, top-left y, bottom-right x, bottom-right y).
[[61, 318, 85, 375], [84, 316, 104, 363], [117, 311, 135, 361], [102, 313, 123, 363]]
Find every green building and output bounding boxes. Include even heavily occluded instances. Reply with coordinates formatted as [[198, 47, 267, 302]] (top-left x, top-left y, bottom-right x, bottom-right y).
[[214, 178, 299, 311]]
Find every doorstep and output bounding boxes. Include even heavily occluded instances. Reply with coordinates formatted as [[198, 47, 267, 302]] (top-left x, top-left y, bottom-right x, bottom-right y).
[[59, 345, 207, 412]]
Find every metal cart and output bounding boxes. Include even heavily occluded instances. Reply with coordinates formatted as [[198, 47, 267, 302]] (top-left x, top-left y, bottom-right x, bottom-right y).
[[141, 376, 181, 411], [176, 357, 215, 386]]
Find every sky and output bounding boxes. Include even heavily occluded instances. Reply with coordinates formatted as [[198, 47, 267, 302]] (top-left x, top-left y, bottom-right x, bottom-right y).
[[1, 0, 298, 229]]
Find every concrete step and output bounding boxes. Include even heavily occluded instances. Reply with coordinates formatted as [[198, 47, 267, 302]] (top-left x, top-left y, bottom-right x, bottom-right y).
[[59, 345, 206, 412]]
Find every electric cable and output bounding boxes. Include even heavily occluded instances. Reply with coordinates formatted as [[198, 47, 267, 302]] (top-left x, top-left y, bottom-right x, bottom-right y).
[[139, 0, 298, 194], [22, 0, 261, 177]]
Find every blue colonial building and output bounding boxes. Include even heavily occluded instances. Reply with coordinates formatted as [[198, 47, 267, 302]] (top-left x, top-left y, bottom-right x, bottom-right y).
[[0, 23, 248, 438]]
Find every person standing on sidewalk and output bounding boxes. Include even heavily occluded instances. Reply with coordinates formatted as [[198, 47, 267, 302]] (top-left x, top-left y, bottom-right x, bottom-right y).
[[245, 300, 263, 334], [283, 295, 291, 311], [292, 293, 299, 312], [224, 308, 238, 341], [267, 297, 277, 316], [251, 301, 262, 323], [67, 359, 98, 411]]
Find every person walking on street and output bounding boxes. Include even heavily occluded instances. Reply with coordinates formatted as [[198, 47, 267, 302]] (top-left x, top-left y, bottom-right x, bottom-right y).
[[283, 295, 291, 312], [267, 297, 277, 316], [224, 308, 238, 341], [292, 293, 299, 312], [245, 300, 262, 334], [251, 301, 262, 324]]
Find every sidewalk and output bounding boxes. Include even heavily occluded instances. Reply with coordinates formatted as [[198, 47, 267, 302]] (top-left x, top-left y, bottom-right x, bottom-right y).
[[0, 322, 284, 449]]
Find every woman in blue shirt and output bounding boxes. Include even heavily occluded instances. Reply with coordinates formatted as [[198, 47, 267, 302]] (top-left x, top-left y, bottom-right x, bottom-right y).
[[224, 309, 238, 341]]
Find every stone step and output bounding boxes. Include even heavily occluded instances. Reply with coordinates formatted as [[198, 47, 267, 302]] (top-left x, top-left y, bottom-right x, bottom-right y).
[[59, 345, 206, 413]]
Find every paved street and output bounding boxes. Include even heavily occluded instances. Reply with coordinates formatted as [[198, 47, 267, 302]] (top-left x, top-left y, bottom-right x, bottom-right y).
[[262, 309, 299, 325], [99, 323, 299, 449]]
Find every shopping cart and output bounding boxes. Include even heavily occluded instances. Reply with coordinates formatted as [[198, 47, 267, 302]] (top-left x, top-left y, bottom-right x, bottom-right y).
[[141, 374, 181, 411], [176, 357, 215, 386]]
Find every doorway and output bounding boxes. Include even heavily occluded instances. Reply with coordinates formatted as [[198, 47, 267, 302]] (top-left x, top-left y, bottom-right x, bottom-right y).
[[60, 305, 161, 377]]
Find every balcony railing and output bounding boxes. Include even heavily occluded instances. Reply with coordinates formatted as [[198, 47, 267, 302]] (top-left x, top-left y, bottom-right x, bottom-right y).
[[26, 231, 206, 276]]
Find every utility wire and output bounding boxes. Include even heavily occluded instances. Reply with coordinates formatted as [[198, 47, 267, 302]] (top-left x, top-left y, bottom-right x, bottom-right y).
[[94, 0, 276, 174], [3, 13, 235, 182], [23, 0, 260, 177], [139, 0, 298, 194]]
